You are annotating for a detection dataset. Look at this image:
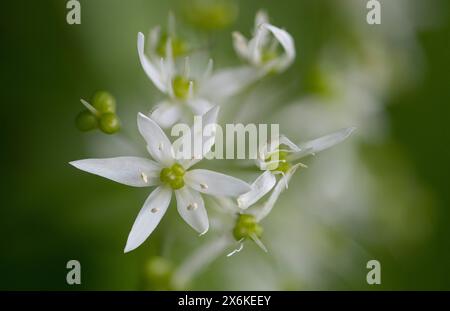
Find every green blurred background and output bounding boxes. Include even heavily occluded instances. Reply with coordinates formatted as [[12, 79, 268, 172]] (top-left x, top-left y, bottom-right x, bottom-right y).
[[1, 0, 450, 290]]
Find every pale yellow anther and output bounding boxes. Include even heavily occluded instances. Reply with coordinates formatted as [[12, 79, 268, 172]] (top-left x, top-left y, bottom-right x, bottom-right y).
[[141, 172, 148, 183], [298, 162, 308, 168], [200, 183, 208, 190], [151, 208, 159, 213], [187, 203, 198, 211]]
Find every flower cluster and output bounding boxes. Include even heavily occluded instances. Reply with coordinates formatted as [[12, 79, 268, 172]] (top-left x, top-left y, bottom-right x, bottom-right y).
[[70, 10, 354, 254]]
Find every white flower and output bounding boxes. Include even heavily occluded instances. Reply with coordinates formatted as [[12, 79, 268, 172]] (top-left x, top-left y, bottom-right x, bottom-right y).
[[232, 10, 296, 74], [70, 106, 251, 253], [237, 128, 356, 210], [138, 31, 215, 128]]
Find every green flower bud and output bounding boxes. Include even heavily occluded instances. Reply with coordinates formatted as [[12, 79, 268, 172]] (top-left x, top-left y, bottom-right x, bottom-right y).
[[92, 91, 116, 114], [156, 33, 188, 58], [172, 75, 192, 100], [99, 113, 120, 134], [183, 0, 238, 32], [233, 214, 263, 241], [160, 163, 185, 189], [144, 256, 174, 291], [75, 110, 98, 132], [305, 67, 336, 98]]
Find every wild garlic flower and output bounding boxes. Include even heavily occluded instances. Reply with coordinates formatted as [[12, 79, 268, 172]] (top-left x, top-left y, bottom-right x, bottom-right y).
[[237, 128, 356, 209], [210, 128, 355, 256], [232, 10, 296, 74], [213, 168, 298, 255], [138, 31, 215, 128], [70, 106, 251, 253]]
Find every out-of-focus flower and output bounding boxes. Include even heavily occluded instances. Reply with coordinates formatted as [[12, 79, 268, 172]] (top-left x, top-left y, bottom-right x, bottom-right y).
[[195, 10, 298, 104], [232, 10, 296, 74], [237, 128, 355, 209], [70, 107, 251, 252], [138, 32, 215, 128], [183, 0, 239, 32]]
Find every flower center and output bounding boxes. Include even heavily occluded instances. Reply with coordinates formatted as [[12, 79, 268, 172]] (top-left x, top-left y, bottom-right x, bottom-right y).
[[232, 214, 263, 241], [160, 163, 185, 189], [172, 75, 193, 100], [265, 150, 290, 174], [261, 49, 279, 64]]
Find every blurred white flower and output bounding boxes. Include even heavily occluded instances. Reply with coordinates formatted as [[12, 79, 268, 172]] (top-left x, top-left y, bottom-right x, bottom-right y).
[[232, 10, 296, 74], [70, 107, 251, 252], [238, 128, 355, 209], [138, 32, 215, 128]]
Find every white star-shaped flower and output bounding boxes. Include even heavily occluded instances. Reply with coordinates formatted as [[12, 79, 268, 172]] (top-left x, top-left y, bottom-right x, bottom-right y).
[[237, 127, 356, 210], [232, 10, 296, 74], [70, 106, 251, 253], [138, 31, 215, 128]]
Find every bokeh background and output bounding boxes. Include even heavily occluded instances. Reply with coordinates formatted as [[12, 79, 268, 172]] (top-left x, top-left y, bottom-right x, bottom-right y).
[[2, 0, 450, 290]]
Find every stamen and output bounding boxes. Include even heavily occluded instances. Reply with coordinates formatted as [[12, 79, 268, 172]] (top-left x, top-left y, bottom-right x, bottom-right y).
[[188, 81, 194, 98], [227, 242, 244, 257], [141, 172, 148, 183], [151, 208, 159, 213], [281, 172, 289, 189], [250, 233, 268, 253], [158, 142, 164, 150], [187, 203, 198, 211], [200, 183, 208, 190]]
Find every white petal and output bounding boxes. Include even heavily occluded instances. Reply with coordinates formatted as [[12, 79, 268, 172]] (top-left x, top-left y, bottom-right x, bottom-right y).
[[175, 187, 209, 234], [164, 37, 175, 75], [232, 32, 250, 60], [199, 66, 263, 101], [255, 10, 269, 30], [150, 101, 182, 129], [185, 169, 251, 197], [249, 26, 266, 64], [148, 26, 161, 53], [70, 157, 160, 187], [237, 171, 276, 209], [255, 163, 301, 221], [181, 105, 220, 169], [137, 112, 175, 166], [186, 98, 213, 116], [263, 24, 296, 72], [137, 32, 166, 92], [279, 135, 301, 152], [202, 59, 214, 81], [124, 186, 172, 252], [288, 127, 356, 161]]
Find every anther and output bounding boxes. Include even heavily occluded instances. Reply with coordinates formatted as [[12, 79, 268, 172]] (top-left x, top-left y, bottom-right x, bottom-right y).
[[187, 203, 198, 211], [151, 208, 159, 213], [141, 172, 148, 183], [200, 183, 208, 190]]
